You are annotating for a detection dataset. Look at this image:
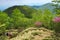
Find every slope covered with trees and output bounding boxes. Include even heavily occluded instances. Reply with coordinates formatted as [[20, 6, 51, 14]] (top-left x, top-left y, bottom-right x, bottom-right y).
[[4, 6, 36, 18]]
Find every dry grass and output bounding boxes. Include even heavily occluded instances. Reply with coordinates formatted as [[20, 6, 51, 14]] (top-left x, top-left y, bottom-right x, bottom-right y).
[[10, 27, 56, 40]]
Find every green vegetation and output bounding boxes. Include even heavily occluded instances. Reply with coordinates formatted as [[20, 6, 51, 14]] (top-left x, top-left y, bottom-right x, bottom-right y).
[[0, 0, 60, 40], [52, 0, 60, 14]]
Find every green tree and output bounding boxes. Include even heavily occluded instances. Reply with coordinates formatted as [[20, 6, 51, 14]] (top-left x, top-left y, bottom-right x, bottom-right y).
[[52, 0, 60, 14], [9, 8, 33, 29], [0, 11, 9, 25], [0, 11, 9, 37], [9, 8, 25, 28], [0, 11, 9, 28], [42, 9, 55, 29], [32, 9, 56, 29], [32, 10, 42, 22]]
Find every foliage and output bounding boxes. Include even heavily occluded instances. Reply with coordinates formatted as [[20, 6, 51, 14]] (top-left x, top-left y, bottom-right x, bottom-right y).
[[52, 0, 60, 32], [8, 8, 24, 29], [52, 16, 60, 33], [41, 9, 56, 29], [34, 21, 42, 27], [4, 6, 36, 18], [32, 9, 56, 29], [0, 11, 9, 24], [0, 11, 9, 35], [0, 11, 10, 40], [52, 0, 60, 14], [0, 35, 8, 40], [32, 10, 42, 21], [7, 8, 34, 29]]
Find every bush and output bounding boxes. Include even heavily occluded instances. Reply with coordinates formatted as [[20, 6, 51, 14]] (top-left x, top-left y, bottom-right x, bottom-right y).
[[52, 16, 60, 33], [32, 9, 56, 29], [0, 35, 8, 40], [34, 21, 42, 27]]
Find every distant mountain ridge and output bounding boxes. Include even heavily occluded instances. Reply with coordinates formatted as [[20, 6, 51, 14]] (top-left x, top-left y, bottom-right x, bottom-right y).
[[4, 5, 36, 18], [3, 3, 56, 17], [0, 3, 55, 11], [31, 3, 55, 11]]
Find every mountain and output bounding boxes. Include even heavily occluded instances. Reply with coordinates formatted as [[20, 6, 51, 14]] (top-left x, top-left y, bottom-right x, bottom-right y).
[[3, 3, 56, 18], [0, 3, 55, 11], [31, 3, 55, 11], [4, 5, 36, 18]]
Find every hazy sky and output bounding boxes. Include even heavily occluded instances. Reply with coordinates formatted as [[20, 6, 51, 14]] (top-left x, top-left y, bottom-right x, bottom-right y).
[[0, 0, 52, 6], [0, 0, 52, 10]]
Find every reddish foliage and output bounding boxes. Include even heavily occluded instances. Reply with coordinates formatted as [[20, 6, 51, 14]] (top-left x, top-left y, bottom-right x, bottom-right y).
[[35, 21, 42, 27], [52, 17, 60, 23]]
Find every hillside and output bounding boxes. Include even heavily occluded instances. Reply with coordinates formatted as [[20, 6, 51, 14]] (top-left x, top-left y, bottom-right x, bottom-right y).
[[3, 3, 56, 18], [4, 5, 36, 18], [31, 3, 55, 11], [3, 3, 56, 16]]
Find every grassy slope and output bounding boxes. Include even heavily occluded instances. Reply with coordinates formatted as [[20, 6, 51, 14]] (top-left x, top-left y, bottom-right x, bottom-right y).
[[10, 27, 56, 40]]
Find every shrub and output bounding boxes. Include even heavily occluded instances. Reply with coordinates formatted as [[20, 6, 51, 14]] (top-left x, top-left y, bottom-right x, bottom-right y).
[[52, 16, 60, 33], [0, 35, 8, 40], [34, 21, 42, 27], [52, 17, 60, 23], [32, 9, 56, 29]]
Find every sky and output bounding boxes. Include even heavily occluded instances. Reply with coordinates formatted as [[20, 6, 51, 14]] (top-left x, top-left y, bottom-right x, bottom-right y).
[[0, 0, 52, 10]]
